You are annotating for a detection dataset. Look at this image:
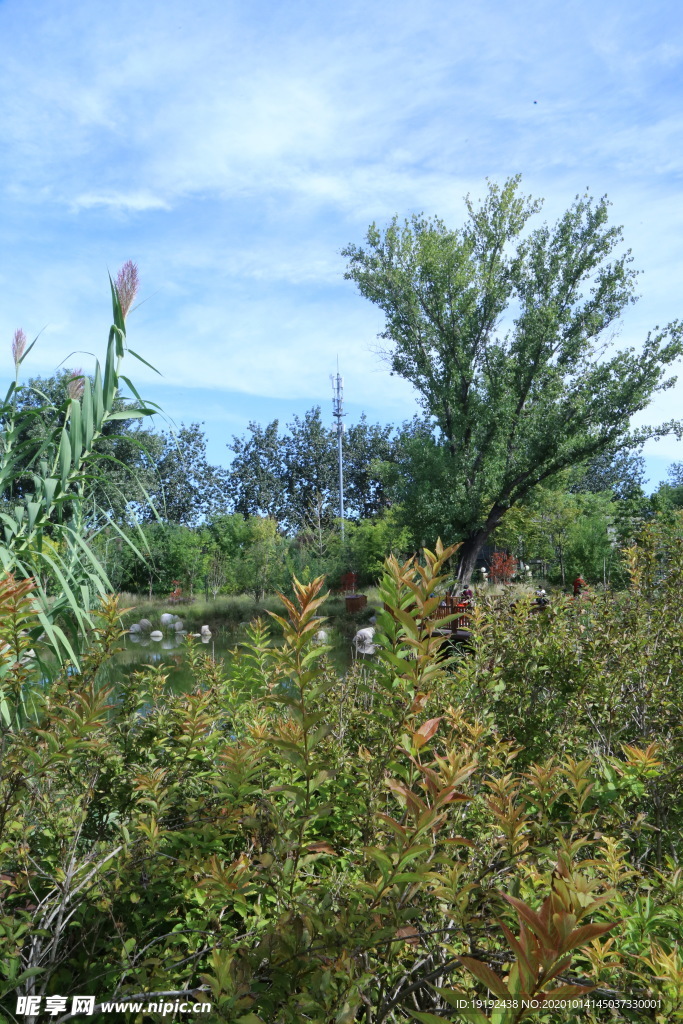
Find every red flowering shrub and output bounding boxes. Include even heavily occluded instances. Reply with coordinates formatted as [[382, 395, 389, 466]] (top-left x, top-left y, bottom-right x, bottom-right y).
[[489, 550, 517, 583]]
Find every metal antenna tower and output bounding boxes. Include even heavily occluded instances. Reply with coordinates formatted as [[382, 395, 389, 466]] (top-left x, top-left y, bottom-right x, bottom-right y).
[[330, 365, 345, 537]]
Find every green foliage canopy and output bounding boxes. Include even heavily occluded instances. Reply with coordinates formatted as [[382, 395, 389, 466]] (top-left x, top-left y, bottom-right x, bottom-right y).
[[228, 408, 397, 531], [343, 177, 683, 580]]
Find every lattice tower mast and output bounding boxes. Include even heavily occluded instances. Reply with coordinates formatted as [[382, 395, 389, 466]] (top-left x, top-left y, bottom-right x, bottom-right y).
[[330, 367, 345, 537]]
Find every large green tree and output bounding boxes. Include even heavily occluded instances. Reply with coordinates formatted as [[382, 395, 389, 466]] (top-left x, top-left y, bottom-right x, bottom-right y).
[[343, 177, 683, 580]]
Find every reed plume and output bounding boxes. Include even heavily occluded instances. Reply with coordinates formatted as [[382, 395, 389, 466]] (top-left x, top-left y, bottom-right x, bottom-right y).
[[114, 261, 139, 319], [11, 328, 27, 367], [67, 369, 85, 400]]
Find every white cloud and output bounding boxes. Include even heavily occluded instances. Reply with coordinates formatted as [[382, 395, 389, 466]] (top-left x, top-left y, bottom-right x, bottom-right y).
[[1, 0, 683, 483], [71, 192, 171, 212]]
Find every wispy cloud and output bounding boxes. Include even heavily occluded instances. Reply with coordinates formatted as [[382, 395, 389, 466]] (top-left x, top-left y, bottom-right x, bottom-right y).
[[0, 0, 682, 481], [71, 192, 171, 213]]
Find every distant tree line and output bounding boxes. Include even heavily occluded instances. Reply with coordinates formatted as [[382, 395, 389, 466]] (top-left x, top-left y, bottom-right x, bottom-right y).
[[5, 367, 682, 599], [226, 407, 397, 528]]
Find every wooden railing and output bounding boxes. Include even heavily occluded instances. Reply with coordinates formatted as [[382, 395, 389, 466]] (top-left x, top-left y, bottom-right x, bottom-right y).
[[431, 597, 471, 629], [382, 596, 472, 630]]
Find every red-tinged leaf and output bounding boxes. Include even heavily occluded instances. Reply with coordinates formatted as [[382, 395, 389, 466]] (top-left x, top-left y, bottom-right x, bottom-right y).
[[416, 716, 443, 741], [503, 894, 552, 945], [395, 925, 420, 947], [394, 608, 420, 634], [499, 922, 538, 992], [375, 813, 407, 838], [551, 910, 578, 948], [443, 836, 476, 847], [266, 611, 289, 631], [436, 787, 472, 806], [306, 843, 336, 855], [386, 779, 411, 798], [405, 791, 428, 817], [387, 779, 427, 816], [560, 921, 617, 953], [410, 758, 440, 784], [458, 956, 512, 1000], [448, 763, 478, 787], [540, 955, 573, 987], [539, 894, 553, 931]]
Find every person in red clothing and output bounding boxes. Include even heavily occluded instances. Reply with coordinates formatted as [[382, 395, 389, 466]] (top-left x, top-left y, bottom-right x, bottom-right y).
[[573, 575, 586, 598]]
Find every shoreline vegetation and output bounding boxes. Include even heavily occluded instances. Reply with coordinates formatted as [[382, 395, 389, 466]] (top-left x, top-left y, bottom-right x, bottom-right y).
[[1, 531, 683, 1022], [118, 589, 380, 630]]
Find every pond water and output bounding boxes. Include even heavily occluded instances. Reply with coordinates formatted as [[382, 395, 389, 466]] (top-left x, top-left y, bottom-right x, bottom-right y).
[[100, 626, 356, 691]]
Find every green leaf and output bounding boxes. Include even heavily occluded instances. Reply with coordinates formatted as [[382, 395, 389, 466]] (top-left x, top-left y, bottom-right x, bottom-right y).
[[65, 528, 112, 591], [41, 477, 58, 510], [59, 427, 71, 488], [118, 374, 164, 411], [26, 501, 42, 531], [34, 607, 81, 669], [18, 334, 39, 365], [70, 398, 82, 464], [0, 693, 12, 728], [102, 338, 117, 412], [109, 271, 125, 329], [82, 378, 94, 450], [93, 362, 104, 428], [458, 957, 511, 1000], [127, 348, 162, 375]]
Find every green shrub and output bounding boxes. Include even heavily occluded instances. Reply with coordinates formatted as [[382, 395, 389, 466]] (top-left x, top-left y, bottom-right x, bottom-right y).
[[1, 525, 682, 1022]]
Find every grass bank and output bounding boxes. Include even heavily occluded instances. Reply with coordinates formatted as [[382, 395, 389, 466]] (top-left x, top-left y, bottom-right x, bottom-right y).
[[118, 588, 384, 637]]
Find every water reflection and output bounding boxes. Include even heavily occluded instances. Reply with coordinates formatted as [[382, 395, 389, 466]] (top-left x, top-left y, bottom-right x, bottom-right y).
[[101, 626, 351, 693], [92, 629, 223, 691], [128, 633, 212, 646]]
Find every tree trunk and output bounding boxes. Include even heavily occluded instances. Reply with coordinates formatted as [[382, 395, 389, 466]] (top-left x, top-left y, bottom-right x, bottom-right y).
[[456, 507, 506, 584]]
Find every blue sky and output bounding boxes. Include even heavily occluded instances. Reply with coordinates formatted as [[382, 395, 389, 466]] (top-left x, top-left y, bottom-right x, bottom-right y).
[[1, 0, 682, 487]]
